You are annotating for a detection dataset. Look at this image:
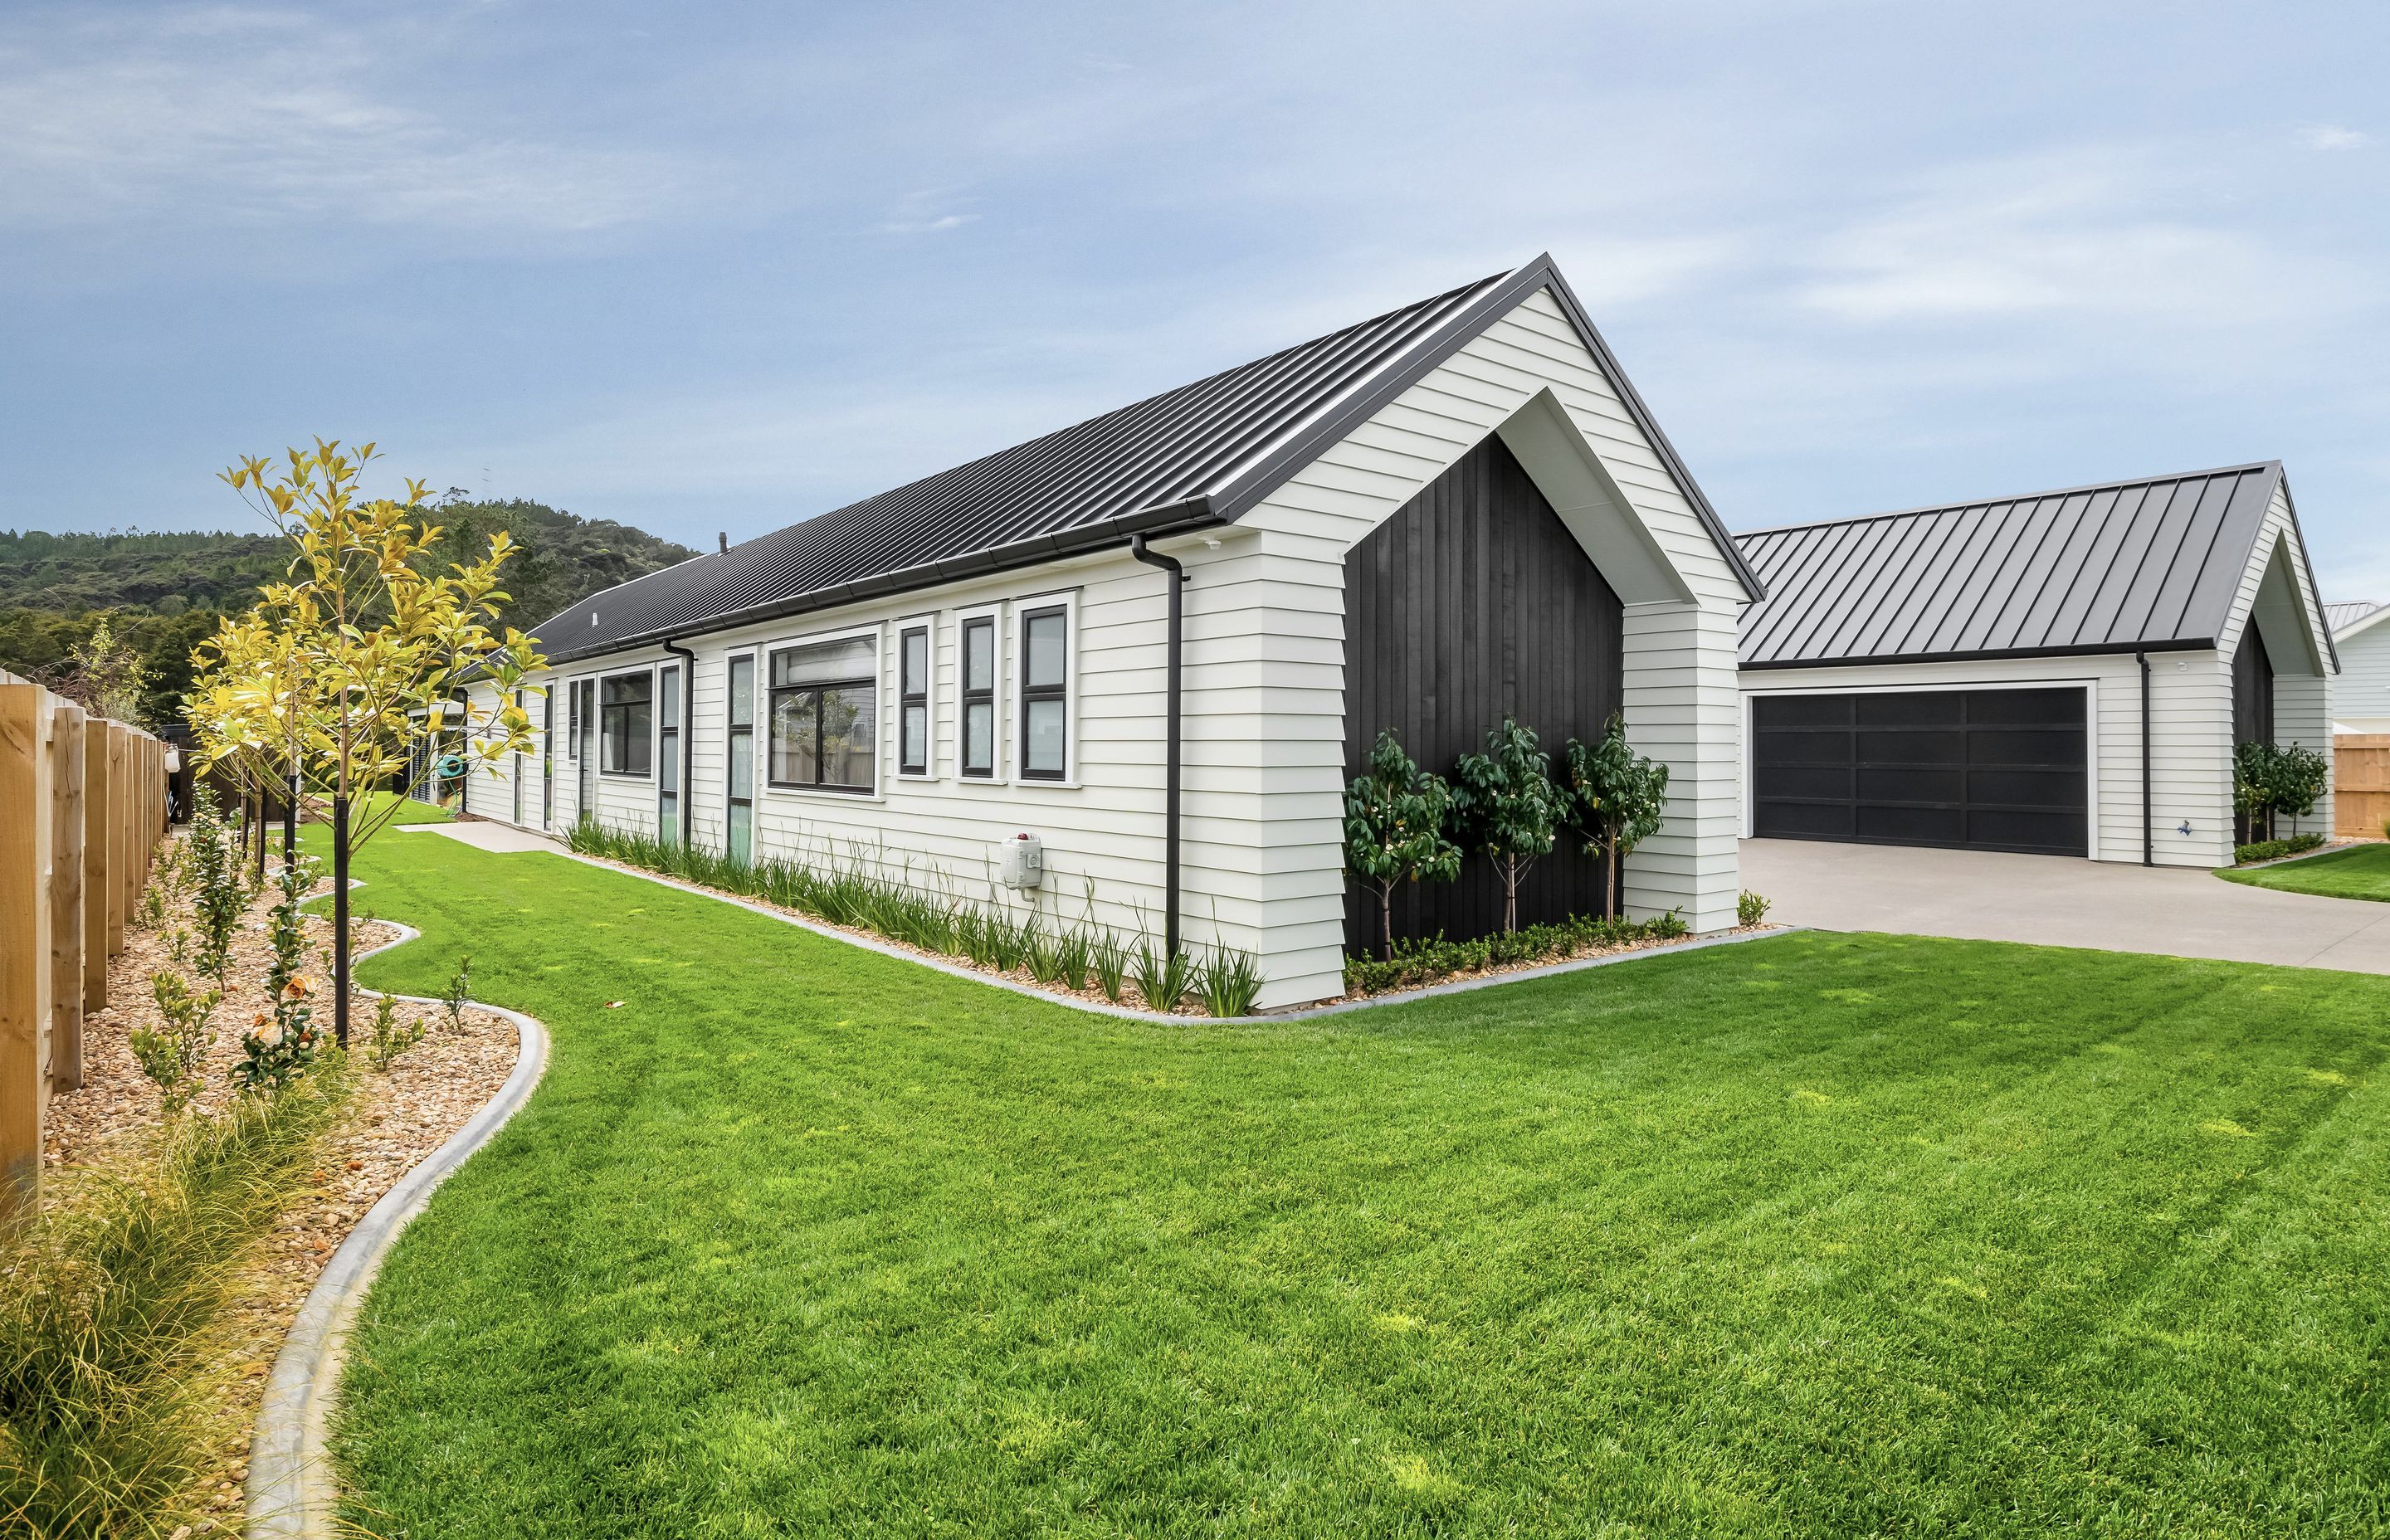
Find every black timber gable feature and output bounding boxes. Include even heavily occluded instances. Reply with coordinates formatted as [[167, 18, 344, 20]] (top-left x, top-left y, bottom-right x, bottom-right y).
[[1342, 433, 1625, 952]]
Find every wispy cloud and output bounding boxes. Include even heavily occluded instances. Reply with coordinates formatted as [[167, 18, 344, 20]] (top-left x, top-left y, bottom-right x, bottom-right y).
[[0, 7, 710, 236], [2302, 124, 2374, 151]]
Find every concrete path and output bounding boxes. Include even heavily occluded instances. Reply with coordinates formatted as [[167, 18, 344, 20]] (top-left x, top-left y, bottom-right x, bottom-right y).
[[1741, 838, 2390, 975], [398, 820, 568, 855]]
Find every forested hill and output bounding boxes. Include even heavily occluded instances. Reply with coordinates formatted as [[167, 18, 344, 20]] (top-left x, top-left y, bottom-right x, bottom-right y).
[[0, 496, 696, 724]]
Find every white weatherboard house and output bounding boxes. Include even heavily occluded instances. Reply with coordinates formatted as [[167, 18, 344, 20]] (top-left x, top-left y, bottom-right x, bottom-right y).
[[1734, 462, 2338, 869], [458, 255, 1763, 1009], [2326, 601, 2390, 733]]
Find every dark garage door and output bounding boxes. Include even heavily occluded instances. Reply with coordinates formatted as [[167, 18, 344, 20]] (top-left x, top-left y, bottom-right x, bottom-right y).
[[1752, 687, 2089, 856]]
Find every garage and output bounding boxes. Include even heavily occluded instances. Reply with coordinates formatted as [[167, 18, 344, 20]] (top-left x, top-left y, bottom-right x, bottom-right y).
[[1750, 686, 2088, 855]]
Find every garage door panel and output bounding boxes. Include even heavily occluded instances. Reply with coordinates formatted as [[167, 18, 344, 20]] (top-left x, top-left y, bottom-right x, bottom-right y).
[[1767, 763, 1853, 800], [1970, 767, 2086, 807], [1857, 728, 1963, 764], [1754, 799, 1856, 839], [1857, 765, 1963, 803], [1968, 727, 2085, 765], [1762, 729, 1858, 765], [1752, 686, 2087, 857], [1858, 692, 1961, 726]]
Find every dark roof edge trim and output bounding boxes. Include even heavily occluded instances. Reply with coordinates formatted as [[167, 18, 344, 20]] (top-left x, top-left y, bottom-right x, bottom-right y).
[[1207, 253, 1765, 603], [1739, 637, 2217, 671], [538, 495, 1222, 667], [1738, 460, 2285, 542]]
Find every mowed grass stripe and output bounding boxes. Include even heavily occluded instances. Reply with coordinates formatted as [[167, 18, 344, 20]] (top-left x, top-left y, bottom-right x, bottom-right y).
[[320, 831, 2390, 1538]]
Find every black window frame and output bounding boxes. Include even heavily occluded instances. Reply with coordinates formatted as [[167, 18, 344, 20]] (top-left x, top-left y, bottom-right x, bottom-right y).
[[1018, 603, 1069, 782], [959, 615, 997, 779], [767, 636, 878, 796], [598, 669, 653, 777], [898, 623, 930, 777]]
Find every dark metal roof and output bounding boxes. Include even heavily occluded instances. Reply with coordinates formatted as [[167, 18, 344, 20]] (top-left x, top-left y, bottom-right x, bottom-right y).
[[536, 254, 1761, 664], [2326, 600, 2382, 635], [1737, 461, 2311, 668]]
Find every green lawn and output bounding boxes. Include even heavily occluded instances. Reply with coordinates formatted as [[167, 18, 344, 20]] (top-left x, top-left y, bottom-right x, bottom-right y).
[[324, 831, 2390, 1538], [2220, 841, 2390, 903]]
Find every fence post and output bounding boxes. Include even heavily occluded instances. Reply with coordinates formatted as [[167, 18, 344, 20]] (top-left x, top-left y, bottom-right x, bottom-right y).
[[50, 703, 86, 1093], [2, 681, 54, 1208], [107, 724, 129, 960], [82, 719, 111, 1012]]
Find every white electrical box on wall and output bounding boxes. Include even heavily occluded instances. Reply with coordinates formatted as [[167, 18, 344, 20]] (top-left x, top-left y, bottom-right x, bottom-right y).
[[997, 832, 1045, 889]]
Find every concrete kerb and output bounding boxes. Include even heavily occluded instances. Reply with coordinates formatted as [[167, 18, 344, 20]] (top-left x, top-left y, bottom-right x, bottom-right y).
[[246, 919, 551, 1539], [552, 847, 1800, 1024]]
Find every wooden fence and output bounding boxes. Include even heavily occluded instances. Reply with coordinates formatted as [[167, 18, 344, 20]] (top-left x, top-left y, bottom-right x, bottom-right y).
[[2, 667, 166, 1207], [2335, 735, 2390, 840]]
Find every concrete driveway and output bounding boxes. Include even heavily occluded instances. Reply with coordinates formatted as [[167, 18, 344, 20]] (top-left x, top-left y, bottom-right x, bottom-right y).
[[1741, 838, 2390, 974]]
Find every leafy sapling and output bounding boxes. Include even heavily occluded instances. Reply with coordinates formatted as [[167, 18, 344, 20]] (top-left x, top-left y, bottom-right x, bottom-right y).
[[1344, 729, 1463, 961], [1452, 718, 1564, 934], [132, 970, 221, 1113], [364, 994, 427, 1072], [1563, 714, 1671, 921], [441, 956, 473, 1031]]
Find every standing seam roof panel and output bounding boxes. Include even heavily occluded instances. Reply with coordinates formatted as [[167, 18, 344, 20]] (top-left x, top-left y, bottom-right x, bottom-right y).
[[1737, 462, 2293, 665]]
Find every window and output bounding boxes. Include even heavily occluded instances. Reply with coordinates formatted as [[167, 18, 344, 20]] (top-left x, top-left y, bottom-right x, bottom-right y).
[[599, 670, 652, 776], [726, 655, 755, 861], [898, 624, 930, 776], [960, 615, 997, 777], [1019, 604, 1069, 780], [768, 634, 876, 793], [565, 682, 578, 761], [657, 665, 681, 843]]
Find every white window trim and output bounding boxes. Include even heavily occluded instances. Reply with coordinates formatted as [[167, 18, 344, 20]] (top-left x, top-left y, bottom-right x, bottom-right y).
[[1010, 588, 1081, 790], [596, 665, 656, 781], [760, 621, 885, 802], [894, 613, 938, 782], [953, 602, 1007, 786]]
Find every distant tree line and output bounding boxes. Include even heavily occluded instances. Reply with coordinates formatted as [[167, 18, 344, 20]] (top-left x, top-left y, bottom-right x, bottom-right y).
[[0, 494, 695, 728]]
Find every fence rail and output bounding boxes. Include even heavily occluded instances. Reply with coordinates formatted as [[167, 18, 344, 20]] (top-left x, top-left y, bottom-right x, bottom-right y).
[[2, 666, 165, 1207], [2333, 735, 2390, 841]]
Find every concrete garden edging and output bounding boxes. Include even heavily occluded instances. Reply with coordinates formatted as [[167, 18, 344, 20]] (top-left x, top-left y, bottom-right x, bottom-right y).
[[554, 847, 1800, 1023], [245, 920, 551, 1538]]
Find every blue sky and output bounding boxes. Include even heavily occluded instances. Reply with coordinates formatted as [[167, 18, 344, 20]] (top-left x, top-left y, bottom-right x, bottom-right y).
[[4, 2, 2387, 595]]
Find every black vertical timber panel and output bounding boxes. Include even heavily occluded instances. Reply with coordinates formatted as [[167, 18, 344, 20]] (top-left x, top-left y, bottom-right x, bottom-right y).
[[1342, 435, 1627, 953]]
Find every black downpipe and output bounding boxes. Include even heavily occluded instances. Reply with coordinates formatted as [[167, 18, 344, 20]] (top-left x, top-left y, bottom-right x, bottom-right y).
[[2151, 650, 2170, 865], [662, 638, 696, 846], [1128, 536, 1183, 956]]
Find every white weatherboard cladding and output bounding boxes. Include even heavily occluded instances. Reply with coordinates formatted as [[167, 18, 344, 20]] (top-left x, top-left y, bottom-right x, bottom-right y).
[[1235, 286, 1748, 943], [2332, 618, 2390, 732], [471, 288, 1752, 1008], [1736, 651, 2237, 868], [2218, 486, 2336, 836]]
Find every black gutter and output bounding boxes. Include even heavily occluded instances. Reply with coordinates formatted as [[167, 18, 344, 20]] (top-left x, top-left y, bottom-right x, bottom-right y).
[[1128, 534, 1184, 957], [661, 637, 696, 847], [1740, 637, 2217, 671], [541, 496, 1221, 668], [2151, 646, 2170, 865]]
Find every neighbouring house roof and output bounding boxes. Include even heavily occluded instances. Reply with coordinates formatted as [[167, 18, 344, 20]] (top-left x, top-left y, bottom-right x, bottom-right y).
[[534, 254, 1761, 665], [1735, 461, 2332, 670], [2326, 599, 2383, 636]]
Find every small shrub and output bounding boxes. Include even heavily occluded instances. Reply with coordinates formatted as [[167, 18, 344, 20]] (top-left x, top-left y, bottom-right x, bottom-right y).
[[1132, 942, 1196, 1014], [1342, 909, 1691, 997], [363, 993, 427, 1072], [131, 972, 220, 1114], [1738, 890, 1772, 927], [1196, 946, 1265, 1017], [2234, 832, 2325, 865], [230, 987, 324, 1095], [440, 955, 473, 1031], [185, 788, 245, 988], [1090, 930, 1129, 1003]]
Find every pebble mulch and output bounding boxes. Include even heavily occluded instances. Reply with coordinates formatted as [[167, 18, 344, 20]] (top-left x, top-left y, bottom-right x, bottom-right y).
[[40, 850, 521, 1533]]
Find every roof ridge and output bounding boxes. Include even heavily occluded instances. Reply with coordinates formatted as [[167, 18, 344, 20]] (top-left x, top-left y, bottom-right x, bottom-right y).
[[1735, 461, 2283, 543]]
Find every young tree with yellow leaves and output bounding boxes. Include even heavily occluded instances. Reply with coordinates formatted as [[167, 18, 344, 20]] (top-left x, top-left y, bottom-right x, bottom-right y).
[[189, 440, 544, 1044]]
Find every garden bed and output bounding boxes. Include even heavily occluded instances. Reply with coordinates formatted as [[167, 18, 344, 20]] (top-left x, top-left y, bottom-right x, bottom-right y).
[[32, 851, 517, 1534]]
